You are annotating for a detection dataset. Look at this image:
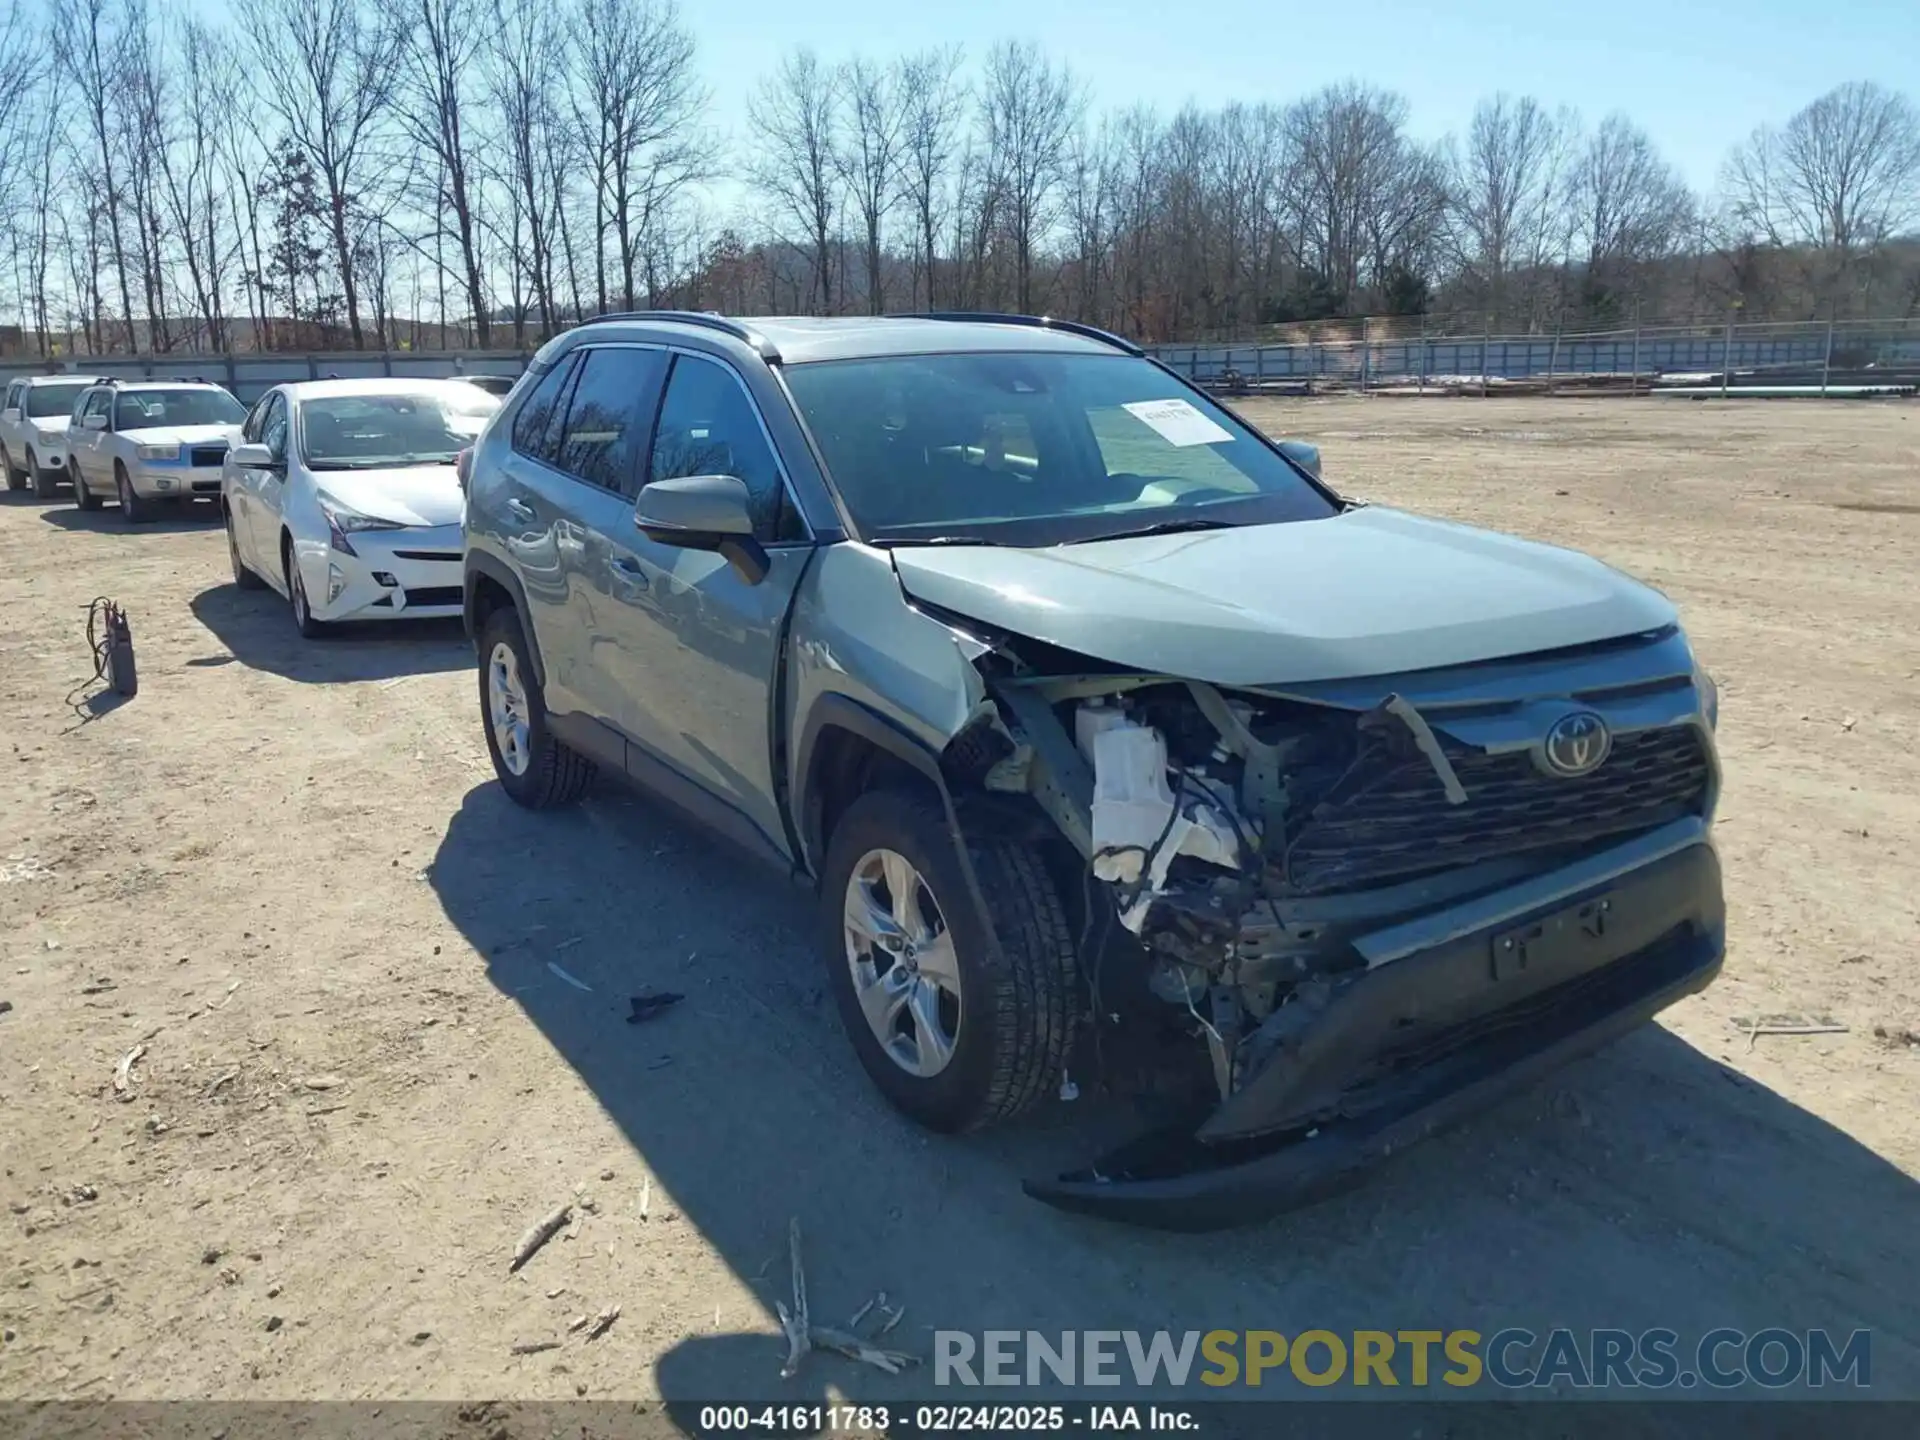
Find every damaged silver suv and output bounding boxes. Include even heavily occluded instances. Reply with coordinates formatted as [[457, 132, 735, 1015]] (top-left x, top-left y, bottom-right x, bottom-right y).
[[462, 311, 1723, 1230]]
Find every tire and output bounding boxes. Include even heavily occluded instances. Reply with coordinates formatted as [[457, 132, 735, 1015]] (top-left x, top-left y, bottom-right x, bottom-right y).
[[116, 463, 153, 523], [477, 606, 595, 808], [75, 464, 102, 511], [285, 544, 331, 638], [819, 787, 1079, 1134], [3, 446, 22, 491], [227, 506, 263, 589], [30, 450, 57, 499]]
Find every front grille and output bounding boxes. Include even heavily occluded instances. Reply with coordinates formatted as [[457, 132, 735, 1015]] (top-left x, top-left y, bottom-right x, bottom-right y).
[[190, 445, 227, 468], [405, 586, 462, 607], [1280, 726, 1710, 894], [392, 549, 460, 562]]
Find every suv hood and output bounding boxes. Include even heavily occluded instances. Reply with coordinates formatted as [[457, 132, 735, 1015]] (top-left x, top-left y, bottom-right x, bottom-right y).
[[889, 506, 1677, 686], [125, 423, 243, 447], [29, 417, 72, 436], [310, 466, 463, 528]]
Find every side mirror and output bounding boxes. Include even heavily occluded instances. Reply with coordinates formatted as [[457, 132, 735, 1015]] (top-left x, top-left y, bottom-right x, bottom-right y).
[[81, 413, 107, 431], [231, 442, 278, 469], [1277, 439, 1321, 479], [635, 474, 768, 585]]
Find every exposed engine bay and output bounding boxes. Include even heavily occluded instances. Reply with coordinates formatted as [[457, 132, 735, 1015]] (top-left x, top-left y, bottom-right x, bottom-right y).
[[928, 614, 1721, 1214]]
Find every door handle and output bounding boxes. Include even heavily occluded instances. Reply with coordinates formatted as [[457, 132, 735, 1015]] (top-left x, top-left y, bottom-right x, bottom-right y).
[[504, 498, 536, 523], [610, 556, 650, 591]]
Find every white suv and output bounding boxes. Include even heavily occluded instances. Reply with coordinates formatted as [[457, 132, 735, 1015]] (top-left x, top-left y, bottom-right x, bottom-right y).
[[66, 379, 248, 522], [1, 375, 108, 497]]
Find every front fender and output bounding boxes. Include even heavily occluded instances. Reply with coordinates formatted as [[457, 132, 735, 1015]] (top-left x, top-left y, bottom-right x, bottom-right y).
[[786, 542, 989, 876]]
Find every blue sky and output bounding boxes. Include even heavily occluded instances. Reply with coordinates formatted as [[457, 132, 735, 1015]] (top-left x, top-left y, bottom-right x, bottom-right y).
[[694, 0, 1917, 190]]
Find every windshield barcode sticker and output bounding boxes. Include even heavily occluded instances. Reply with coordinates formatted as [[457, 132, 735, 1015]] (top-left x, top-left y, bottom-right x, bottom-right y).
[[1121, 399, 1235, 448]]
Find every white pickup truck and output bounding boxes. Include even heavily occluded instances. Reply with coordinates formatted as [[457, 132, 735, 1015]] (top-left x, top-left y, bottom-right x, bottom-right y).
[[2, 374, 107, 498]]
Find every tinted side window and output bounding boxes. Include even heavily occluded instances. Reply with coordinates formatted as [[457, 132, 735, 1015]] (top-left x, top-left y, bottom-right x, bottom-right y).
[[552, 347, 668, 496], [81, 390, 111, 422], [510, 354, 579, 464], [261, 395, 289, 459], [649, 355, 804, 542], [243, 391, 272, 442], [5, 382, 21, 409]]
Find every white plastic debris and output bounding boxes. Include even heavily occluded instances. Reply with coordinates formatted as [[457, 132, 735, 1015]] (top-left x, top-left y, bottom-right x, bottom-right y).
[[1082, 709, 1246, 931]]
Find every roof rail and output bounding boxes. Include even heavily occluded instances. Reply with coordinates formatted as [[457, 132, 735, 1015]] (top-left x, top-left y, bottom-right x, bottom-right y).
[[906, 311, 1143, 356], [582, 310, 781, 362]]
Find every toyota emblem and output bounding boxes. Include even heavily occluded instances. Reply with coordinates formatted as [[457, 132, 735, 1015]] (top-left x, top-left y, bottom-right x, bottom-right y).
[[1541, 711, 1612, 778]]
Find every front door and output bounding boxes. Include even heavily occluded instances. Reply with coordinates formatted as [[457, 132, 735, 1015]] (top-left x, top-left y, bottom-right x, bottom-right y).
[[609, 351, 815, 857], [237, 393, 291, 580]]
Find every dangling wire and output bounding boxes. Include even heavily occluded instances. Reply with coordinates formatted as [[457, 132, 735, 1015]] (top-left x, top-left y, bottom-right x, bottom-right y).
[[66, 596, 131, 721]]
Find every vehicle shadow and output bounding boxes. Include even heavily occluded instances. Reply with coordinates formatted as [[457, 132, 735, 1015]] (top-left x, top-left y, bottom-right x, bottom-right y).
[[430, 784, 1920, 1406], [38, 496, 221, 534], [189, 582, 471, 682]]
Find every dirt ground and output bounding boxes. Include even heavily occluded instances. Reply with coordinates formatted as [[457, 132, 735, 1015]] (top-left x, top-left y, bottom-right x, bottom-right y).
[[1, 396, 1916, 1405]]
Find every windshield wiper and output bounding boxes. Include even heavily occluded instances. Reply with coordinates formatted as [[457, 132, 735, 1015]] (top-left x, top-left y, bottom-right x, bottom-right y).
[[1063, 516, 1239, 543], [871, 535, 1005, 548]]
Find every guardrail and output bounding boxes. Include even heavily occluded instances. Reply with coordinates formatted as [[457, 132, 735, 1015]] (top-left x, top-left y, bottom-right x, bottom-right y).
[[1147, 317, 1920, 394], [6, 316, 1919, 401]]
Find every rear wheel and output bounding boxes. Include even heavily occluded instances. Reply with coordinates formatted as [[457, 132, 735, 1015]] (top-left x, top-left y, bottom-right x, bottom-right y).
[[2, 445, 22, 491], [478, 606, 595, 808], [116, 463, 153, 523], [820, 788, 1079, 1133], [74, 462, 101, 511]]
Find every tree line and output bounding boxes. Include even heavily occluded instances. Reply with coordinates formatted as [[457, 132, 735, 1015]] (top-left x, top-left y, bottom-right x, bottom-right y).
[[1, 0, 1916, 356]]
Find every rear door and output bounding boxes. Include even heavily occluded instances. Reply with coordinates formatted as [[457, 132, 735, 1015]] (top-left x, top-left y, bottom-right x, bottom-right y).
[[1, 382, 23, 456], [604, 351, 814, 854], [528, 345, 671, 744]]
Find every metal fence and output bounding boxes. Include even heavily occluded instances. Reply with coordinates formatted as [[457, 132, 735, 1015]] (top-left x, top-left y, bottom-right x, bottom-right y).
[[1146, 317, 1920, 393], [5, 316, 1919, 401]]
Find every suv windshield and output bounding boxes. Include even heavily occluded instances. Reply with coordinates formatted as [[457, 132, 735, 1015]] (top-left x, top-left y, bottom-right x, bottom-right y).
[[27, 383, 92, 419], [782, 351, 1338, 546], [114, 388, 246, 429], [300, 391, 498, 469]]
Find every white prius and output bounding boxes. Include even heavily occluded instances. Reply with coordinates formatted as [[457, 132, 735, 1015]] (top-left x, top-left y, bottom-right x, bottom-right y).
[[223, 378, 500, 637]]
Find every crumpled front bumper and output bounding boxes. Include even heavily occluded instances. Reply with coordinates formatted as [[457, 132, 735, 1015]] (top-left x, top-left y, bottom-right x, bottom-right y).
[[1025, 833, 1725, 1231]]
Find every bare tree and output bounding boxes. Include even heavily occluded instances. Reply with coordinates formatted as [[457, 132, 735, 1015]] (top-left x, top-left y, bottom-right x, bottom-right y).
[[1282, 82, 1428, 311], [1566, 114, 1693, 319], [747, 48, 841, 313], [1447, 94, 1569, 326], [896, 46, 965, 310], [483, 0, 567, 335], [235, 0, 401, 348], [979, 40, 1079, 314], [151, 19, 235, 349], [399, 0, 491, 342], [1726, 82, 1920, 256], [55, 0, 140, 349], [831, 56, 903, 313]]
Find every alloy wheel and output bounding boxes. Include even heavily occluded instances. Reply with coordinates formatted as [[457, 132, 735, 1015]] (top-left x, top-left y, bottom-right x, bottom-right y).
[[487, 641, 532, 777], [842, 848, 963, 1078]]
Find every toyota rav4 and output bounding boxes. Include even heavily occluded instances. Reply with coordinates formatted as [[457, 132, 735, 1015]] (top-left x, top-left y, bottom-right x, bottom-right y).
[[461, 311, 1724, 1230]]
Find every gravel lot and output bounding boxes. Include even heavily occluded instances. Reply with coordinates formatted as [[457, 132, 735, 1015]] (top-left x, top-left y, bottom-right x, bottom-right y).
[[1, 396, 1916, 1403]]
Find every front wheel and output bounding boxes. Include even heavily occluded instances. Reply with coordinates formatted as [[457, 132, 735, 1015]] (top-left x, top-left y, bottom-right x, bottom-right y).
[[227, 507, 263, 588], [286, 551, 331, 638], [116, 464, 153, 523], [820, 788, 1079, 1133], [477, 606, 594, 808], [29, 451, 57, 499]]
